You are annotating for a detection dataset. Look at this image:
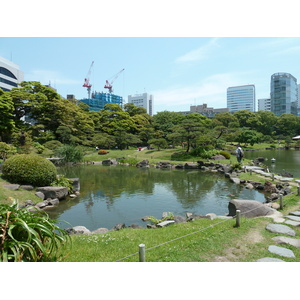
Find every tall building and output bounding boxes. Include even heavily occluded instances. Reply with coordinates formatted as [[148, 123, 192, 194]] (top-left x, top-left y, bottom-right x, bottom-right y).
[[128, 93, 153, 116], [79, 92, 123, 111], [0, 56, 24, 91], [258, 98, 271, 111], [189, 103, 228, 118], [270, 72, 298, 116], [227, 84, 255, 113]]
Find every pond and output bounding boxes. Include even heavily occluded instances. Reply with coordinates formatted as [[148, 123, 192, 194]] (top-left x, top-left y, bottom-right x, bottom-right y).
[[245, 148, 300, 178], [47, 165, 266, 231]]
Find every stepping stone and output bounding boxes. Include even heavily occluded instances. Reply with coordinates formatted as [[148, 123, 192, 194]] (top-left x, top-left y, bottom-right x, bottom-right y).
[[289, 211, 300, 217], [157, 220, 175, 227], [273, 217, 285, 223], [280, 178, 293, 182], [268, 245, 295, 258], [272, 236, 300, 248], [256, 257, 285, 262], [285, 215, 300, 222], [266, 224, 296, 236], [285, 220, 300, 227]]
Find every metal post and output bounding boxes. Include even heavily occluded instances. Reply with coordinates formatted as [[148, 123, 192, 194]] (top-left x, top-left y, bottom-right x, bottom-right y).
[[279, 194, 283, 210], [236, 210, 241, 227], [139, 244, 146, 262]]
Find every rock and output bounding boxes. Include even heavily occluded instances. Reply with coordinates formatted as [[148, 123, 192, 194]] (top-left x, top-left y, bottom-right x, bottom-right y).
[[36, 186, 68, 200], [102, 159, 118, 166], [206, 213, 217, 220], [4, 184, 20, 190], [141, 216, 151, 222], [268, 245, 295, 258], [35, 191, 45, 200], [113, 223, 126, 231], [289, 211, 300, 217], [69, 194, 77, 198], [271, 202, 280, 209], [69, 178, 80, 192], [272, 236, 300, 248], [211, 155, 226, 160], [157, 220, 175, 227], [128, 224, 143, 229], [228, 199, 277, 218], [35, 201, 48, 209], [285, 220, 300, 227], [266, 224, 296, 236], [184, 163, 199, 169], [65, 226, 91, 235], [245, 183, 254, 189], [174, 215, 186, 223], [20, 185, 34, 191], [24, 200, 35, 207], [268, 193, 279, 201], [273, 217, 286, 223], [230, 177, 240, 184], [285, 215, 300, 222], [147, 224, 157, 229], [256, 257, 285, 262], [264, 181, 278, 193], [92, 228, 110, 234], [136, 160, 149, 167], [48, 198, 59, 206]]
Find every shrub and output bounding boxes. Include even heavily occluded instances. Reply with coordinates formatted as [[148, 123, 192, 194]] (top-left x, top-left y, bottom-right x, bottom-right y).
[[2, 154, 57, 186], [51, 175, 74, 193], [43, 140, 63, 151], [219, 150, 231, 159], [98, 149, 109, 155], [0, 201, 70, 262], [118, 157, 139, 165], [170, 152, 192, 161], [54, 145, 84, 164]]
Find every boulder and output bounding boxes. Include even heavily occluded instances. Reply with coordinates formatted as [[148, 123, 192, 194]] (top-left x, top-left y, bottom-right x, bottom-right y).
[[228, 199, 277, 218], [136, 160, 149, 167], [35, 191, 45, 200], [102, 159, 118, 166], [69, 178, 80, 192], [3, 184, 20, 190], [65, 226, 91, 235], [264, 181, 278, 193], [113, 223, 126, 231], [36, 186, 68, 200], [92, 228, 110, 234], [184, 163, 199, 169], [20, 185, 34, 191], [211, 155, 226, 160]]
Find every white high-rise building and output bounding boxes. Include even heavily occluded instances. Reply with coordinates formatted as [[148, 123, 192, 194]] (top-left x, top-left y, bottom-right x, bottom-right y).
[[128, 93, 153, 116], [0, 56, 24, 91], [258, 98, 271, 111], [227, 84, 256, 113]]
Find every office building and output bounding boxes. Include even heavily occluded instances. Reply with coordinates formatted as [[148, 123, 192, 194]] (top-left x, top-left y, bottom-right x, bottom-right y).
[[227, 84, 255, 113], [0, 56, 24, 91], [258, 98, 271, 111], [79, 92, 123, 111], [128, 93, 153, 116], [189, 103, 228, 117], [270, 72, 298, 116]]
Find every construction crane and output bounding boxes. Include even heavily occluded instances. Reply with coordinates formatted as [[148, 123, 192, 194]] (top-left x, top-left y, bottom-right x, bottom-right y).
[[83, 61, 94, 98], [104, 68, 125, 93]]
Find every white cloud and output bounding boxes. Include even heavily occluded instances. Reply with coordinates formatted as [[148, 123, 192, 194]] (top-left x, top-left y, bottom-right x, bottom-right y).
[[151, 72, 242, 113], [26, 69, 81, 85], [175, 38, 220, 63]]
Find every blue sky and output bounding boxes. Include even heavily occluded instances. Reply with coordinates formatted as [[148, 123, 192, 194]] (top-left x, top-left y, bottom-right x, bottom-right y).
[[2, 37, 300, 114]]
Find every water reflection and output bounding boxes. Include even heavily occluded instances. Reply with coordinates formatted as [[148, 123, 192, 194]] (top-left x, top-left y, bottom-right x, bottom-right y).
[[47, 165, 266, 231]]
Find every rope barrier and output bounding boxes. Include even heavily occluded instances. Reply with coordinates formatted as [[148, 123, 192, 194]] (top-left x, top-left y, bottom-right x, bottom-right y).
[[114, 198, 281, 262]]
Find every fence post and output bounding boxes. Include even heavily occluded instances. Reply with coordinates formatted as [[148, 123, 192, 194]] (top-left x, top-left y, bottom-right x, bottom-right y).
[[236, 210, 241, 227], [139, 244, 146, 262], [298, 184, 300, 196], [272, 173, 275, 181], [279, 194, 283, 210]]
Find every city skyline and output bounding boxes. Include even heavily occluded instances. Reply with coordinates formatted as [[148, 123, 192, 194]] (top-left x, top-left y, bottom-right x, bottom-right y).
[[2, 37, 300, 114]]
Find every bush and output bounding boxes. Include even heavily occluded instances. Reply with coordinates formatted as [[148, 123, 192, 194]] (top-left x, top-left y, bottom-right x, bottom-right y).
[[0, 201, 70, 262], [219, 150, 231, 159], [2, 154, 57, 186], [98, 149, 109, 155], [170, 151, 192, 161], [54, 145, 84, 164], [43, 140, 63, 151]]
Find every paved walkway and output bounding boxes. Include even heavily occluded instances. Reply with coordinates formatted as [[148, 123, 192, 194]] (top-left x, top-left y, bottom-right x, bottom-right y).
[[257, 210, 300, 262]]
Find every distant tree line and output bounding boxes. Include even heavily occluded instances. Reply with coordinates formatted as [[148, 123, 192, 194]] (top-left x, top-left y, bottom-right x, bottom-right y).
[[1, 81, 300, 153]]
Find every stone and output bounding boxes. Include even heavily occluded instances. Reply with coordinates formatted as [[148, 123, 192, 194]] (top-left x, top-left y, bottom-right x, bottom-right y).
[[35, 201, 48, 209], [4, 184, 20, 190], [36, 186, 68, 200], [136, 160, 149, 167], [272, 236, 300, 248], [35, 191, 45, 200], [20, 185, 34, 191], [264, 181, 278, 193], [102, 159, 118, 166], [285, 215, 300, 222], [69, 194, 77, 198], [230, 177, 240, 184], [228, 199, 277, 218], [128, 224, 143, 229], [24, 200, 35, 206], [174, 215, 186, 223], [206, 213, 217, 220], [245, 183, 254, 189], [268, 245, 295, 258], [69, 178, 80, 192], [265, 224, 296, 236], [48, 198, 59, 206], [157, 220, 175, 227], [65, 226, 91, 235], [184, 163, 199, 169], [92, 228, 110, 234], [113, 223, 126, 231], [285, 220, 300, 227], [273, 217, 285, 223], [289, 211, 300, 217], [256, 257, 285, 262]]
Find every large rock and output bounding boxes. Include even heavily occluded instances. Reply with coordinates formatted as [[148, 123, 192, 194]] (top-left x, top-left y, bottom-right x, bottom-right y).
[[102, 159, 118, 166], [228, 199, 277, 218], [65, 226, 91, 235], [136, 160, 149, 167], [36, 186, 68, 200]]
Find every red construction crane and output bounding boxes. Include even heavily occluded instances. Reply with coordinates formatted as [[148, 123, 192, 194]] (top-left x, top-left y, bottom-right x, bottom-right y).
[[83, 61, 94, 98], [104, 68, 125, 93]]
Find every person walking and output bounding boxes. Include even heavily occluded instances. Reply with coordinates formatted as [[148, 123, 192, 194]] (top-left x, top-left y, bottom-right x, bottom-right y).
[[236, 145, 244, 163]]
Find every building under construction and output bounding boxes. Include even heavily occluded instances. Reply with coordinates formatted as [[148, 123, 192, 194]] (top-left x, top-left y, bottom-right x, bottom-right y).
[[80, 92, 123, 111], [79, 62, 124, 111]]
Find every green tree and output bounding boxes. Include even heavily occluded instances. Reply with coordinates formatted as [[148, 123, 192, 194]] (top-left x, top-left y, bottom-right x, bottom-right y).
[[236, 130, 262, 146], [0, 91, 15, 142], [149, 138, 168, 151]]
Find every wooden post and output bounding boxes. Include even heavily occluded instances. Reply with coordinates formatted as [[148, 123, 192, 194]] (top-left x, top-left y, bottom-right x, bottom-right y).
[[298, 185, 300, 196], [139, 244, 146, 262], [250, 169, 252, 175], [279, 194, 283, 210], [272, 173, 274, 181], [236, 210, 241, 227]]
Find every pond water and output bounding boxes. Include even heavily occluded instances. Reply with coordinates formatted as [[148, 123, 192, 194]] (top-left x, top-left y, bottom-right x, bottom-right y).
[[245, 148, 300, 178], [47, 165, 267, 231]]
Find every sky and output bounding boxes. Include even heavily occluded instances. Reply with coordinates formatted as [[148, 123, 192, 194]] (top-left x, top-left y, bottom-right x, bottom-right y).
[[3, 36, 300, 114]]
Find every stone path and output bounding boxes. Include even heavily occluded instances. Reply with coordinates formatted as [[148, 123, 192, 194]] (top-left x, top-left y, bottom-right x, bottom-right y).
[[257, 210, 300, 262]]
